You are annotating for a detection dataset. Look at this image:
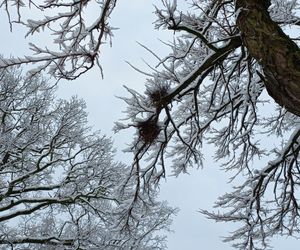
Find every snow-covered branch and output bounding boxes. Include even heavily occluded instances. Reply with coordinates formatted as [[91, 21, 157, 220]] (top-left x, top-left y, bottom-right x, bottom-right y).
[[117, 0, 300, 249], [0, 66, 176, 249], [0, 0, 117, 79]]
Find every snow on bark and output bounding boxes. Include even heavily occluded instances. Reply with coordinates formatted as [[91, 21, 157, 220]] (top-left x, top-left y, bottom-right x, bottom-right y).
[[117, 1, 300, 249]]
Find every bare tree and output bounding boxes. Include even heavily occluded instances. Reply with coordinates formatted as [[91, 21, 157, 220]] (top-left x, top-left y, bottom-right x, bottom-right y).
[[2, 0, 300, 249], [0, 67, 175, 249], [115, 1, 300, 249]]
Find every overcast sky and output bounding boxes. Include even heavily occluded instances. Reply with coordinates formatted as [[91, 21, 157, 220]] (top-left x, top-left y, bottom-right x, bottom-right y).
[[1, 0, 299, 249]]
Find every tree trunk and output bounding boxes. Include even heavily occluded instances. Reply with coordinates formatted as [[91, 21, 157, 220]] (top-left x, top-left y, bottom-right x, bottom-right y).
[[235, 0, 300, 117]]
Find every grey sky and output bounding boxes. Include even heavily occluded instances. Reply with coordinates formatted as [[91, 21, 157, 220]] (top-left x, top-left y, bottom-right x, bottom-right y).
[[1, 0, 299, 249]]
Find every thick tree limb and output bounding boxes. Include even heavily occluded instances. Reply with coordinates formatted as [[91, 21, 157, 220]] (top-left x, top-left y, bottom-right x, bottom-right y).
[[236, 0, 300, 117], [0, 237, 74, 246], [162, 36, 242, 105]]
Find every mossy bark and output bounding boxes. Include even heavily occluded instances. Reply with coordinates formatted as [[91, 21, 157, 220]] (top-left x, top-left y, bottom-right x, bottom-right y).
[[236, 0, 300, 117]]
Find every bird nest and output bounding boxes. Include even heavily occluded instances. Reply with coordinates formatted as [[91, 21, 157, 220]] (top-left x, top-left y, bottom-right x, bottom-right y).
[[137, 119, 160, 144], [146, 85, 169, 109]]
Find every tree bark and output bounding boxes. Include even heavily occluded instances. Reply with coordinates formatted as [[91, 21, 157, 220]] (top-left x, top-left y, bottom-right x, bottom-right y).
[[236, 0, 300, 117]]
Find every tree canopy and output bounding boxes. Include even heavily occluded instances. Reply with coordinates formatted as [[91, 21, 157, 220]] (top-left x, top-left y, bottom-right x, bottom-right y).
[[0, 67, 175, 249], [1, 0, 300, 249]]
